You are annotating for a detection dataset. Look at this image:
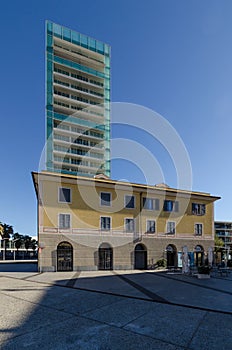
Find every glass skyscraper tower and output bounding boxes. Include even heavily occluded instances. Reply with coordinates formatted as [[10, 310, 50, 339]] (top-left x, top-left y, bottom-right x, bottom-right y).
[[46, 21, 111, 177]]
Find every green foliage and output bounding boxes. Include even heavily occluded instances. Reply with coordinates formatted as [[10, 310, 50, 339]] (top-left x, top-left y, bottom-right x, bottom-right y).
[[0, 223, 13, 240], [15, 239, 22, 250], [0, 222, 14, 254], [156, 258, 167, 268], [24, 235, 32, 251], [0, 221, 37, 250], [214, 235, 224, 252], [13, 233, 23, 250], [31, 239, 38, 250]]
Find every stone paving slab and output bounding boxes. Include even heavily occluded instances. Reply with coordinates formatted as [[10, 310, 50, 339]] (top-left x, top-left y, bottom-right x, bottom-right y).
[[73, 271, 149, 299], [1, 271, 232, 349], [0, 272, 232, 350], [157, 272, 232, 293], [124, 302, 207, 347], [0, 272, 41, 279], [0, 276, 183, 350], [2, 315, 181, 350], [113, 272, 232, 313], [189, 312, 232, 350], [0, 290, 72, 345], [2, 270, 232, 312], [28, 271, 76, 285], [0, 277, 122, 315], [24, 271, 150, 299], [83, 298, 154, 327]]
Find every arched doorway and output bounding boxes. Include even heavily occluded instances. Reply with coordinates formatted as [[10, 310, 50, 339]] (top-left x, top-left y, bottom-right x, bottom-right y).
[[57, 241, 73, 271], [98, 243, 113, 270], [166, 244, 177, 268], [134, 244, 147, 269], [195, 245, 204, 267]]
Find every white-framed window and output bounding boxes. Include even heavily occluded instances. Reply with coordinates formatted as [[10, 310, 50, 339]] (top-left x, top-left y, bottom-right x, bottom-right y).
[[192, 203, 206, 216], [163, 200, 179, 212], [100, 216, 111, 231], [125, 195, 135, 209], [59, 187, 71, 203], [143, 198, 159, 210], [167, 221, 176, 234], [125, 218, 134, 232], [195, 223, 203, 236], [146, 220, 156, 233], [59, 214, 71, 229], [100, 192, 111, 206]]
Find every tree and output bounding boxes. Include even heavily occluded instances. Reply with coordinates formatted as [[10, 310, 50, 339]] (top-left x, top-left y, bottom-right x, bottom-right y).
[[214, 234, 224, 264], [0, 221, 38, 260], [24, 235, 32, 254], [15, 239, 22, 250], [0, 223, 14, 259], [31, 239, 38, 251], [12, 232, 23, 258], [214, 234, 224, 252]]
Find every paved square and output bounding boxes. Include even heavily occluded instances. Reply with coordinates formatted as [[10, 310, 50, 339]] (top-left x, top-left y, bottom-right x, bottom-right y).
[[0, 270, 232, 349]]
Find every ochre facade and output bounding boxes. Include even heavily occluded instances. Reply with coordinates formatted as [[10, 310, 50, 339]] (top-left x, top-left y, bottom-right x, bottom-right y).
[[32, 171, 220, 272]]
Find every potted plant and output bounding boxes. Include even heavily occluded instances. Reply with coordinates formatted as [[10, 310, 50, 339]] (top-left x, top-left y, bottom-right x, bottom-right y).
[[197, 265, 211, 279]]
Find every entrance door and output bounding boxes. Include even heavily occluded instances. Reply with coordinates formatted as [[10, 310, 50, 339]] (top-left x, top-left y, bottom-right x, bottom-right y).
[[195, 252, 204, 266], [98, 245, 113, 270], [134, 244, 147, 269], [57, 242, 73, 271], [166, 245, 177, 268], [195, 245, 204, 267]]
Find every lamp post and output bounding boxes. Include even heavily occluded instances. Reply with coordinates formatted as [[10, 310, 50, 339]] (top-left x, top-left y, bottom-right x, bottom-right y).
[[3, 239, 5, 260], [225, 245, 230, 267], [0, 224, 3, 260]]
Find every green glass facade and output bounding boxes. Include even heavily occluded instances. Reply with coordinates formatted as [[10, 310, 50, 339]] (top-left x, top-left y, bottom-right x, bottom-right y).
[[46, 21, 110, 177]]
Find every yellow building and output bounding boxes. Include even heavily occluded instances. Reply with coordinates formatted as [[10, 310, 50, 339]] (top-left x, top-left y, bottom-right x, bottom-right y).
[[32, 171, 220, 272]]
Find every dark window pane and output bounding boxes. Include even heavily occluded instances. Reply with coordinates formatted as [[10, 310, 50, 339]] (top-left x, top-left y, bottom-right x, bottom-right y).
[[59, 188, 71, 202], [101, 192, 111, 206], [125, 195, 135, 208], [163, 200, 178, 212], [167, 221, 175, 234], [195, 223, 202, 235], [192, 203, 206, 215], [147, 220, 155, 233], [164, 200, 173, 211]]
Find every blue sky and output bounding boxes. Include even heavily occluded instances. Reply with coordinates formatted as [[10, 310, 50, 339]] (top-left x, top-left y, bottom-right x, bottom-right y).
[[0, 0, 232, 235]]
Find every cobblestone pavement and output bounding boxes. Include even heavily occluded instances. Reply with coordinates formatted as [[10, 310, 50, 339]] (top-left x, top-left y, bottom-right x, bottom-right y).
[[0, 269, 232, 349]]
